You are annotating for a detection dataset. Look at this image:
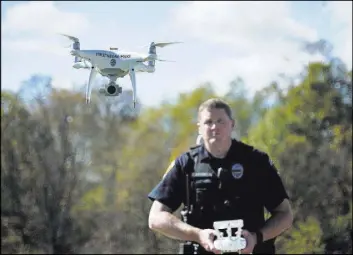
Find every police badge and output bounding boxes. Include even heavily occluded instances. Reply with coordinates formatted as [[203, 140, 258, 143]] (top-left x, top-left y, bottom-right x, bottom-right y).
[[231, 163, 244, 179]]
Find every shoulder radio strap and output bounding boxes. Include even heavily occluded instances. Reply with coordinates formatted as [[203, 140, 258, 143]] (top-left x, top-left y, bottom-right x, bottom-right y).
[[182, 146, 200, 221]]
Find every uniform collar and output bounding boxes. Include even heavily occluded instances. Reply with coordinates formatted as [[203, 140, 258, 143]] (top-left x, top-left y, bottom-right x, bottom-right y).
[[198, 145, 212, 161], [199, 139, 237, 161]]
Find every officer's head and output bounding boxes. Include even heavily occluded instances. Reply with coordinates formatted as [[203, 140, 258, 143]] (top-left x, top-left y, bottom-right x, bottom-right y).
[[197, 98, 235, 146]]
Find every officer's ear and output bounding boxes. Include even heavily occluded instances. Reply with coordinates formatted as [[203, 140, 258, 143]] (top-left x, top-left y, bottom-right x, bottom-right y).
[[197, 121, 201, 133]]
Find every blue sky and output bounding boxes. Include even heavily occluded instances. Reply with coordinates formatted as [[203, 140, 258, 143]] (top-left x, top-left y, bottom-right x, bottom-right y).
[[1, 1, 352, 107]]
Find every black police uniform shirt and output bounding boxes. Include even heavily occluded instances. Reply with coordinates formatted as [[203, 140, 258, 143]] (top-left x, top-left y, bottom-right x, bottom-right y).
[[148, 139, 289, 251]]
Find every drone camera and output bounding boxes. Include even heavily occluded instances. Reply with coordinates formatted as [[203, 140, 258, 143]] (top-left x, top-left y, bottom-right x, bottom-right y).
[[107, 85, 117, 94], [99, 83, 123, 97]]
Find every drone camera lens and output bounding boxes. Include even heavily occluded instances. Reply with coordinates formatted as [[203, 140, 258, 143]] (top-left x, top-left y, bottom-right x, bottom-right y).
[[107, 85, 117, 94]]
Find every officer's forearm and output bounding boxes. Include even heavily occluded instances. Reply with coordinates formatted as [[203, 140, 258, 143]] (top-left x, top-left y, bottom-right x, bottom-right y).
[[149, 211, 201, 243], [259, 210, 293, 242]]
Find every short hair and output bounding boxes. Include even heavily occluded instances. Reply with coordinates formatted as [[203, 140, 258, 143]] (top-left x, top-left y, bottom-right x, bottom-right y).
[[197, 98, 233, 121]]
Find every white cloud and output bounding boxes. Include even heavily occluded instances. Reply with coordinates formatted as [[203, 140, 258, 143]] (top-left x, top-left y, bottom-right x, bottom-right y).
[[326, 1, 352, 26], [186, 51, 326, 97], [1, 2, 93, 95], [168, 1, 324, 96], [1, 1, 186, 107], [2, 1, 89, 37], [171, 1, 318, 51], [1, 1, 350, 108], [1, 1, 91, 58], [2, 38, 71, 57], [325, 1, 352, 69]]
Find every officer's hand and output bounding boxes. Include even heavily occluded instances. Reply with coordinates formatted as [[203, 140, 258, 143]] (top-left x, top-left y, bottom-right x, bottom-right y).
[[197, 229, 221, 254], [240, 230, 257, 254]]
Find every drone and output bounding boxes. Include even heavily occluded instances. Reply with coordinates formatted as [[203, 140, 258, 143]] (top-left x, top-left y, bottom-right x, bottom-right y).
[[60, 34, 181, 107]]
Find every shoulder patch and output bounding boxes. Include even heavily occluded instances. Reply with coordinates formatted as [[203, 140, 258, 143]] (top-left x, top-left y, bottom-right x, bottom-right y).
[[231, 163, 244, 179], [269, 158, 274, 166], [162, 160, 175, 179]]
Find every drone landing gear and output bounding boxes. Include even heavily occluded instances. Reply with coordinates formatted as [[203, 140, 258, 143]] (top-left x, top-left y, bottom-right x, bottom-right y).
[[86, 67, 98, 104]]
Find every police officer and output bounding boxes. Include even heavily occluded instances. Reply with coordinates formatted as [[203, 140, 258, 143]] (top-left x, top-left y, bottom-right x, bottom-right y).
[[148, 98, 293, 254]]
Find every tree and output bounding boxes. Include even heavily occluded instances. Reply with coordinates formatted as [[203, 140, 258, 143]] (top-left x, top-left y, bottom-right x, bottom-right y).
[[245, 47, 352, 253]]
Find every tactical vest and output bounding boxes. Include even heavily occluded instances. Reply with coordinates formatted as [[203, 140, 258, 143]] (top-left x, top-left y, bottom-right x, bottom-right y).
[[183, 145, 244, 230], [181, 144, 277, 254]]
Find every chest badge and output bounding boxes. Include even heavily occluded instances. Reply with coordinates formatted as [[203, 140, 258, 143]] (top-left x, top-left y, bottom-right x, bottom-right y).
[[231, 163, 244, 179]]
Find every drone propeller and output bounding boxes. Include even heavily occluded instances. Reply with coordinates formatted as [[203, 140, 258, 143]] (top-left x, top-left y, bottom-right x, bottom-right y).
[[138, 41, 183, 50], [59, 33, 80, 43], [137, 58, 175, 63], [152, 42, 183, 48], [145, 41, 181, 62], [140, 56, 176, 63], [156, 58, 175, 62], [59, 33, 81, 62]]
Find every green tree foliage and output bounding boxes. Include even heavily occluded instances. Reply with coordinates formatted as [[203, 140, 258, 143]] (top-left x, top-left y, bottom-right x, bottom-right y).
[[277, 216, 325, 254], [2, 88, 89, 254], [245, 43, 352, 253], [1, 40, 351, 254]]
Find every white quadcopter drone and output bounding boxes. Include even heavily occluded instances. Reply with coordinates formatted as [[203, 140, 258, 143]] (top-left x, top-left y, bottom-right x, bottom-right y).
[[213, 219, 247, 253], [60, 34, 181, 107]]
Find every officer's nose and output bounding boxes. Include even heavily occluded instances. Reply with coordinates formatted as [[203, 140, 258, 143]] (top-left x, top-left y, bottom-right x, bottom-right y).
[[210, 123, 218, 130]]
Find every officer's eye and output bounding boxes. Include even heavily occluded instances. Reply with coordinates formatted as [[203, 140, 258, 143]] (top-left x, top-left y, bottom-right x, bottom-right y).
[[204, 120, 213, 125]]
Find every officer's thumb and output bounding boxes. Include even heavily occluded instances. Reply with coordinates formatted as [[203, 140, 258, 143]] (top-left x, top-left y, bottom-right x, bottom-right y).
[[211, 229, 219, 239], [205, 229, 218, 240], [208, 230, 221, 254]]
